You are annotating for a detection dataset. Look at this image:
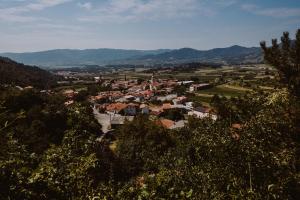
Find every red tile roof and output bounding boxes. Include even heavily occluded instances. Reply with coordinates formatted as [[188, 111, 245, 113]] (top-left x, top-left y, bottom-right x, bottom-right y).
[[232, 123, 242, 129], [106, 103, 127, 112], [156, 119, 175, 129], [162, 103, 172, 110]]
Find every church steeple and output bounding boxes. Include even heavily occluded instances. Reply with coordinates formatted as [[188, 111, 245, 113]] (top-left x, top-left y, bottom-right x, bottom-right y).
[[150, 72, 154, 91]]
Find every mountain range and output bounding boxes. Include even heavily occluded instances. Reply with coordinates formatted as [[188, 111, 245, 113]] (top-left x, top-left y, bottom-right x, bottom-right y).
[[0, 45, 262, 68]]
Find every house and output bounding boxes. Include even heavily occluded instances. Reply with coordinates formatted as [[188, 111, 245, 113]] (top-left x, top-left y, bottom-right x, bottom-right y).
[[157, 94, 177, 102], [156, 119, 175, 129], [63, 89, 77, 99], [177, 81, 194, 85], [64, 100, 74, 106], [151, 81, 162, 91], [106, 91, 124, 101], [115, 97, 128, 103], [134, 95, 144, 103], [106, 103, 128, 114], [169, 120, 186, 129], [24, 86, 34, 90], [140, 90, 153, 99], [231, 123, 242, 140], [110, 115, 134, 129], [124, 103, 138, 116], [94, 77, 101, 83], [40, 90, 52, 94], [189, 83, 211, 92], [232, 123, 242, 129], [150, 110, 162, 117], [15, 86, 23, 90], [173, 96, 187, 105], [185, 102, 194, 108], [140, 104, 150, 114], [124, 95, 135, 101], [188, 107, 217, 120], [128, 85, 142, 92], [162, 103, 172, 110]]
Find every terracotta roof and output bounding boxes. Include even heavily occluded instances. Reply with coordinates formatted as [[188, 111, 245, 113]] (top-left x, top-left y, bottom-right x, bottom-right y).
[[157, 119, 175, 129], [231, 124, 242, 140], [141, 90, 153, 96], [162, 103, 172, 110], [150, 110, 162, 116], [92, 95, 106, 100], [177, 96, 187, 101], [128, 103, 138, 107], [152, 82, 161, 87], [140, 104, 148, 109], [149, 106, 163, 112], [232, 123, 242, 129], [106, 103, 127, 112]]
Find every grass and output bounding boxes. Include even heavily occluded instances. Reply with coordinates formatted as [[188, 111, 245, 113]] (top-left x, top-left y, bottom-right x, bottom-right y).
[[54, 84, 88, 92], [192, 95, 212, 106], [197, 84, 248, 98], [189, 84, 250, 106], [222, 84, 252, 91]]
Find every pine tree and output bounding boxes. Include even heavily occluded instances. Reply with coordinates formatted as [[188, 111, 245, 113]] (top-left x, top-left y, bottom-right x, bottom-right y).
[[260, 29, 300, 97]]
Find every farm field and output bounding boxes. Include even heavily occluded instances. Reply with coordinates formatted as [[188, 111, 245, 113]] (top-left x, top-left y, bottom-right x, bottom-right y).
[[198, 84, 250, 97], [191, 83, 253, 106]]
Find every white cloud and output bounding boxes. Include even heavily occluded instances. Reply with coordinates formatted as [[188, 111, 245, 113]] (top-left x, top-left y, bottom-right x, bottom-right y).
[[77, 2, 92, 10], [0, 0, 72, 22], [241, 4, 300, 18], [26, 0, 72, 11], [79, 0, 214, 23], [214, 0, 237, 7]]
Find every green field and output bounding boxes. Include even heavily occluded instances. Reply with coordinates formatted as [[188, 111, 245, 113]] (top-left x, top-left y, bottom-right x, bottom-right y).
[[198, 84, 250, 97], [190, 84, 251, 106]]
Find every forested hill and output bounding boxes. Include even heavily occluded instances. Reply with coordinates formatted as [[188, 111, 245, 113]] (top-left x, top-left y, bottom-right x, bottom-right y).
[[138, 46, 262, 64], [0, 57, 57, 88]]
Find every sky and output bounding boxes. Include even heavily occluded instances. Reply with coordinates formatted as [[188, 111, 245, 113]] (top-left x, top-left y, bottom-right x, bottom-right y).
[[0, 0, 299, 53]]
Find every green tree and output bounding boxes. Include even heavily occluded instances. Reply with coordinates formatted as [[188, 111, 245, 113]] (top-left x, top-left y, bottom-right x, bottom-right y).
[[260, 30, 300, 97], [116, 116, 175, 178]]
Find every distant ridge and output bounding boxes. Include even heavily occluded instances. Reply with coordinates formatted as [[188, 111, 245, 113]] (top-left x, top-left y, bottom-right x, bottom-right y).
[[0, 46, 262, 68], [139, 45, 262, 64]]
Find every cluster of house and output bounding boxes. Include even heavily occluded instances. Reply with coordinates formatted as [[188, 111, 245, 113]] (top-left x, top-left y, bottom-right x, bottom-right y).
[[86, 76, 217, 133]]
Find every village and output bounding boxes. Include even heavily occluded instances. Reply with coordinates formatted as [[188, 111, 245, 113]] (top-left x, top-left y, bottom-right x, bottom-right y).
[[62, 74, 217, 133], [8, 62, 273, 135]]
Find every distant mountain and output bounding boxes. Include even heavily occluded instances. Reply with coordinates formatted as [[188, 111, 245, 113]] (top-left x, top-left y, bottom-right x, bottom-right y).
[[0, 57, 58, 88], [0, 46, 262, 68], [137, 46, 262, 64], [1, 49, 171, 67]]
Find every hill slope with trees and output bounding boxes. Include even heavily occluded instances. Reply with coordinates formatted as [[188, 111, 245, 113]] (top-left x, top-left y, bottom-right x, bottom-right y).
[[138, 45, 262, 64], [0, 57, 58, 88]]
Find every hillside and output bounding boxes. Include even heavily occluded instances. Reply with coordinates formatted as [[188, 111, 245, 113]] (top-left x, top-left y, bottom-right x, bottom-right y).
[[0, 57, 58, 88], [0, 46, 262, 67]]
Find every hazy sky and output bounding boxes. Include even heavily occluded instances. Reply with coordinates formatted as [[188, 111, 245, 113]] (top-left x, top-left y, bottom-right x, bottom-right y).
[[0, 0, 299, 52]]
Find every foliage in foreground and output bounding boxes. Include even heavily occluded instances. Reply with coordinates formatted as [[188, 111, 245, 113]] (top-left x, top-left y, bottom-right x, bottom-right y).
[[0, 30, 299, 199]]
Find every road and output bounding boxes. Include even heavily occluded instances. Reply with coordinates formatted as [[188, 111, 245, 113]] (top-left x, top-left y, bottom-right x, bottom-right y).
[[93, 107, 111, 133]]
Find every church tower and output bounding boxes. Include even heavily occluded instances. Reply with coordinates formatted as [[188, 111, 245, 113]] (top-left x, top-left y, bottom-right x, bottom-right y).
[[150, 73, 154, 91]]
